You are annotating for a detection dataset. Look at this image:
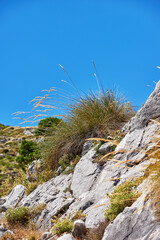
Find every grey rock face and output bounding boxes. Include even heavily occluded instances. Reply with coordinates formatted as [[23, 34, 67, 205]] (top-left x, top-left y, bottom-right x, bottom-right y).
[[27, 159, 42, 181], [81, 141, 93, 156], [102, 189, 160, 240], [41, 231, 53, 240], [71, 147, 100, 198], [123, 80, 160, 132], [99, 142, 113, 155], [21, 174, 74, 229], [56, 234, 75, 240], [0, 184, 26, 211]]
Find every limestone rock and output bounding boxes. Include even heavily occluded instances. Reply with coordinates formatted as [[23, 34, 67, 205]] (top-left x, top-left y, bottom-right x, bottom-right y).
[[98, 142, 113, 154], [123, 80, 160, 132], [0, 184, 26, 211], [102, 190, 160, 240], [21, 174, 74, 229], [41, 231, 53, 240], [56, 234, 75, 240], [71, 147, 100, 198], [81, 141, 93, 156]]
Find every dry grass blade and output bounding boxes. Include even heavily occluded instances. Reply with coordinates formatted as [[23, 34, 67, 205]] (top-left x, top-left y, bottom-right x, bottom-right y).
[[94, 198, 139, 209], [100, 149, 128, 162]]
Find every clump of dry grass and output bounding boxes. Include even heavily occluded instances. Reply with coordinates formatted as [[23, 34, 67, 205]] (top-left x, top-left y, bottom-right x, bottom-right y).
[[0, 219, 42, 240], [13, 65, 134, 171], [43, 89, 134, 170]]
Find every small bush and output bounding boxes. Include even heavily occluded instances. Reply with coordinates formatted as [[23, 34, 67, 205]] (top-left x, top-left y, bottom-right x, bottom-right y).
[[5, 204, 46, 226], [104, 178, 142, 221], [25, 181, 39, 195], [52, 216, 73, 236], [5, 207, 30, 226], [16, 139, 40, 170], [70, 210, 86, 221], [34, 117, 61, 136]]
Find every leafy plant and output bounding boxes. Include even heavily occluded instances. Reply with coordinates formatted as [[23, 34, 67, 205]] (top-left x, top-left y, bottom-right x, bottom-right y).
[[5, 204, 46, 226], [5, 207, 30, 226], [34, 117, 61, 136], [104, 178, 142, 221], [16, 139, 40, 170], [51, 216, 73, 236]]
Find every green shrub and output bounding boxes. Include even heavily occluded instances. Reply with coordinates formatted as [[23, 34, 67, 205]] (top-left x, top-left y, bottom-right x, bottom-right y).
[[16, 139, 40, 170], [5, 204, 46, 226], [104, 178, 142, 221], [34, 117, 61, 136], [52, 216, 73, 236], [70, 210, 86, 221], [5, 207, 30, 226]]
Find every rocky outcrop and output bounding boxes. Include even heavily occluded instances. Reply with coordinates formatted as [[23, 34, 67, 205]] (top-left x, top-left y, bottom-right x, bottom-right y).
[[123, 81, 160, 132], [102, 187, 160, 240], [20, 173, 74, 229], [0, 184, 26, 211], [1, 81, 160, 239]]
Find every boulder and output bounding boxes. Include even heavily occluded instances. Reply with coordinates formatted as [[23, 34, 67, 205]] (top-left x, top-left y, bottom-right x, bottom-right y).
[[81, 141, 93, 156], [21, 174, 74, 229], [72, 220, 87, 239], [0, 184, 26, 211]]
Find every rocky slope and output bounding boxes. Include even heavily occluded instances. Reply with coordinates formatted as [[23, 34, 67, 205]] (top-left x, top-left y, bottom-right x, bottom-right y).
[[1, 82, 160, 239]]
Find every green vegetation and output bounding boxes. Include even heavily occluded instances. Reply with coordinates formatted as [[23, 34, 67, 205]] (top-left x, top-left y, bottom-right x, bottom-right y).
[[44, 89, 134, 170], [16, 139, 40, 170], [34, 117, 61, 136], [52, 210, 86, 236], [58, 154, 80, 174], [104, 178, 142, 221], [5, 204, 46, 226], [52, 216, 73, 236]]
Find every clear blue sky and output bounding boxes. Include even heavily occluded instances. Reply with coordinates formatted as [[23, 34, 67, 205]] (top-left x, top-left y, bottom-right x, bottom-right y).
[[0, 0, 160, 126]]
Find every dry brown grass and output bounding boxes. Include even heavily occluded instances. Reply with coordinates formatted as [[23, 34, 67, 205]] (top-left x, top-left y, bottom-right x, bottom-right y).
[[0, 219, 42, 240]]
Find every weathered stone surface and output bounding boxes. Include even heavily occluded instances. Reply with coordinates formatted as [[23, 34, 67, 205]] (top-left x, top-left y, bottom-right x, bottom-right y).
[[36, 192, 74, 229], [71, 147, 101, 198], [84, 197, 109, 229], [41, 231, 53, 240], [56, 234, 75, 240], [21, 174, 74, 230], [123, 80, 160, 132], [81, 141, 93, 156], [21, 174, 73, 207], [0, 184, 26, 211], [72, 220, 87, 239], [102, 189, 160, 240], [99, 143, 113, 154]]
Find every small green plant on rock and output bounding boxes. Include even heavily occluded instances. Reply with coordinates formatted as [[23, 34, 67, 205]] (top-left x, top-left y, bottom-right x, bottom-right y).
[[5, 204, 46, 227], [52, 216, 73, 236], [104, 178, 142, 221], [16, 139, 40, 170]]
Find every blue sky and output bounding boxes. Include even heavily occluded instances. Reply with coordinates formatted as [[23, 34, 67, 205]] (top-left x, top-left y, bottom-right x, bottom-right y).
[[0, 0, 160, 126]]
